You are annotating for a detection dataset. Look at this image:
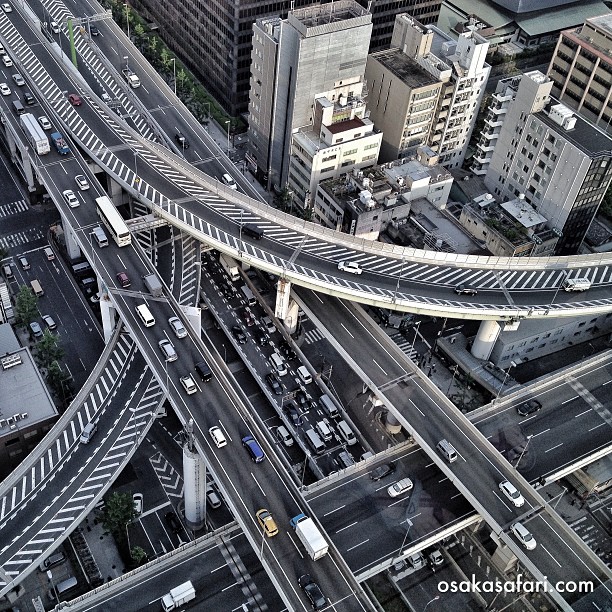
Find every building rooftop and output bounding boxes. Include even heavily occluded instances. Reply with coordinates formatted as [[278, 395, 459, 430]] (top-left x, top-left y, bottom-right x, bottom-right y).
[[500, 197, 547, 228], [290, 0, 370, 32], [536, 97, 612, 156], [0, 325, 57, 438], [326, 117, 366, 134], [370, 48, 439, 89]]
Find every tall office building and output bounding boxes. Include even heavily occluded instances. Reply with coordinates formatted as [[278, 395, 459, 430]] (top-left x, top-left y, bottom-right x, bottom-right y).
[[483, 71, 612, 255], [366, 14, 490, 168], [247, 1, 379, 200], [128, 0, 441, 116], [547, 14, 612, 135]]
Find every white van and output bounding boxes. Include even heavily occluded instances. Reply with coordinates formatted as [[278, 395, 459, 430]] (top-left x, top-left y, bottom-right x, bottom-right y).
[[222, 173, 237, 189], [305, 428, 325, 454], [297, 365, 312, 385], [436, 439, 458, 463], [337, 420, 357, 445], [276, 425, 293, 447], [30, 279, 44, 297], [80, 422, 97, 444], [319, 394, 340, 419], [562, 277, 591, 292], [270, 352, 287, 377], [92, 226, 108, 247], [316, 419, 333, 442], [48, 575, 78, 601], [44, 247, 55, 261], [135, 303, 155, 327]]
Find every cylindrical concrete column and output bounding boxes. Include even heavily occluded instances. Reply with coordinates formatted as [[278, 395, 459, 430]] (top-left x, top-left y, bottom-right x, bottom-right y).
[[183, 445, 206, 531], [471, 320, 501, 361]]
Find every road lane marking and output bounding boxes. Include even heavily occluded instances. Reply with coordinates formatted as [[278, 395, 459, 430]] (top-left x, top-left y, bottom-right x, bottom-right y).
[[574, 409, 592, 418], [540, 543, 562, 567], [562, 396, 579, 404], [545, 443, 563, 453], [372, 359, 387, 375], [335, 521, 358, 533], [323, 505, 346, 516], [251, 472, 266, 496], [589, 423, 606, 432], [532, 428, 550, 438], [340, 323, 354, 338], [346, 539, 369, 552]]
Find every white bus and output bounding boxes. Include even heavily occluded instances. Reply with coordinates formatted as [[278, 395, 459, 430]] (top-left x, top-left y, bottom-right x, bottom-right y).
[[95, 196, 131, 247]]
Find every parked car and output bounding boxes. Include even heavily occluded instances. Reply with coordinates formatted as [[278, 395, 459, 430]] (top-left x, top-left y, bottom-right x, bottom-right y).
[[133, 493, 143, 515], [42, 314, 57, 330], [164, 511, 181, 532], [29, 321, 43, 338]]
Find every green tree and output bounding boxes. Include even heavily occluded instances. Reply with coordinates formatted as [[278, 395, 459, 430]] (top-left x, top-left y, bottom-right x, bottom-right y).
[[102, 492, 137, 543], [160, 48, 171, 74], [130, 546, 148, 566], [176, 68, 189, 94], [36, 330, 64, 367], [273, 187, 293, 211], [14, 285, 38, 328], [133, 22, 145, 46]]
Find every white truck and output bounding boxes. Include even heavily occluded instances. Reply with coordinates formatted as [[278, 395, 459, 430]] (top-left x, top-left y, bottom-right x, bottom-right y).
[[20, 113, 50, 155], [161, 580, 195, 611], [290, 513, 328, 560], [219, 253, 240, 282], [122, 68, 141, 88], [143, 273, 163, 297]]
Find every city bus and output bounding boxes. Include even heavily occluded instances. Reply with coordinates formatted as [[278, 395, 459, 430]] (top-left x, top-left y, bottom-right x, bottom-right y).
[[95, 196, 131, 247]]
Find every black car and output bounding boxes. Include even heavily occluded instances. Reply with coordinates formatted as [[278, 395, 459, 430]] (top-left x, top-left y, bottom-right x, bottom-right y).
[[517, 399, 542, 416], [298, 574, 326, 610], [231, 325, 247, 344], [370, 463, 396, 481], [295, 389, 309, 411], [89, 24, 100, 36], [454, 284, 478, 296], [175, 132, 189, 148], [279, 340, 297, 360], [165, 511, 181, 532], [265, 372, 283, 395], [284, 402, 303, 427], [254, 328, 269, 346]]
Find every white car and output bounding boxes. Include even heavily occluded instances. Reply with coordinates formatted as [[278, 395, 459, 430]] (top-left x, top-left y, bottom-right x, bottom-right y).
[[12, 73, 24, 86], [168, 316, 187, 338], [209, 426, 227, 448], [62, 189, 79, 208], [510, 522, 536, 550], [180, 374, 197, 395], [1, 3, 12, 13], [337, 260, 363, 275], [499, 480, 525, 507], [74, 174, 89, 190], [132, 493, 143, 515], [38, 115, 52, 130], [387, 477, 413, 498], [42, 314, 57, 330], [0, 82, 9, 96], [1, 55, 12, 67]]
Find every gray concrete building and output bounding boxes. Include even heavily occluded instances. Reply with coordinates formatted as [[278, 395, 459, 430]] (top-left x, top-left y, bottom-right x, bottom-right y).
[[366, 14, 490, 169], [483, 70, 612, 254], [129, 0, 442, 117]]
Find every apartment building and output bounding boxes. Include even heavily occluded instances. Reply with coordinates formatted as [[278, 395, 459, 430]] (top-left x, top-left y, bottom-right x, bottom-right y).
[[548, 14, 612, 135], [129, 0, 441, 117], [484, 70, 612, 254], [366, 14, 490, 169], [247, 1, 375, 198]]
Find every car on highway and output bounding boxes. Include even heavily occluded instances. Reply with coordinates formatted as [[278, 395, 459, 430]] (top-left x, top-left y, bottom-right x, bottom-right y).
[[74, 174, 89, 190], [116, 271, 131, 287], [1, 55, 12, 67], [254, 327, 269, 346], [510, 522, 536, 550], [19, 256, 30, 270], [175, 132, 189, 148], [12, 73, 24, 86], [133, 493, 143, 515], [222, 173, 237, 189], [284, 402, 303, 427], [158, 338, 178, 362], [370, 463, 396, 481], [42, 314, 57, 330], [337, 260, 362, 275], [278, 340, 297, 361], [231, 325, 247, 344], [180, 374, 197, 395], [68, 93, 82, 106], [265, 372, 283, 395], [454, 284, 478, 296], [499, 480, 525, 507], [242, 435, 265, 463], [164, 511, 181, 533], [298, 574, 326, 610], [38, 115, 52, 130], [209, 426, 227, 448], [50, 21, 60, 34], [387, 477, 413, 497], [168, 316, 187, 338], [89, 24, 99, 36], [206, 484, 221, 509], [0, 82, 9, 95], [62, 189, 80, 208], [1, 3, 12, 13], [256, 508, 278, 537], [517, 399, 542, 417], [29, 321, 43, 338], [242, 307, 256, 327], [294, 389, 309, 411]]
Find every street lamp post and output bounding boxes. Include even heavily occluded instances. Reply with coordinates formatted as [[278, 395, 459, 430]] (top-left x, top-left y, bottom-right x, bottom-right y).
[[123, 54, 129, 72], [497, 360, 517, 400], [124, 2, 130, 40], [393, 258, 405, 304], [423, 595, 440, 611], [515, 434, 533, 469], [410, 320, 421, 361], [170, 58, 176, 95], [225, 120, 231, 154]]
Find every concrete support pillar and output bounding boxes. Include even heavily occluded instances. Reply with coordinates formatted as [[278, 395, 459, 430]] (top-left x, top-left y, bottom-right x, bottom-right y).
[[471, 320, 501, 361], [183, 444, 206, 531], [283, 299, 300, 335], [62, 217, 81, 260], [20, 154, 36, 192], [183, 305, 202, 339], [99, 287, 117, 344], [108, 178, 124, 206], [274, 278, 291, 321]]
